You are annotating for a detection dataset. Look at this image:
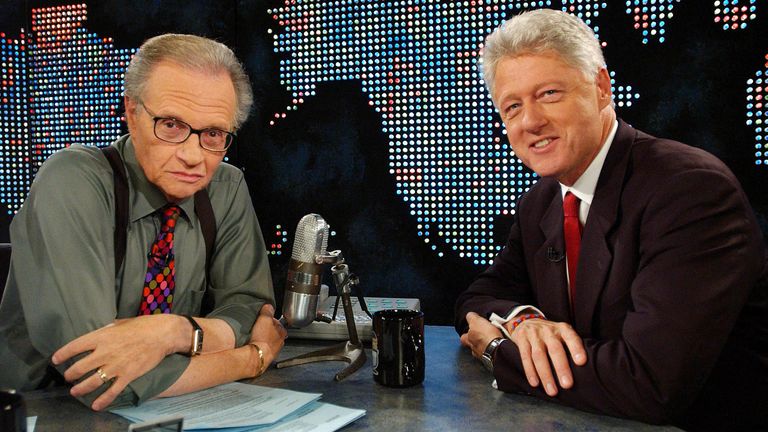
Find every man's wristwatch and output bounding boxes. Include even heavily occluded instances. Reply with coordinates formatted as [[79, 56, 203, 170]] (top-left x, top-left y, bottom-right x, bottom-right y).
[[481, 337, 505, 373], [184, 315, 203, 356]]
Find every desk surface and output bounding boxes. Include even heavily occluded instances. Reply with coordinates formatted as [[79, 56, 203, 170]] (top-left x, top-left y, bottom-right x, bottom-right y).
[[25, 326, 680, 431]]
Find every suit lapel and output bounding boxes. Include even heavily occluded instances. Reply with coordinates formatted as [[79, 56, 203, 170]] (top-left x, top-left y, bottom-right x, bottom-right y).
[[572, 120, 636, 335], [536, 188, 572, 323]]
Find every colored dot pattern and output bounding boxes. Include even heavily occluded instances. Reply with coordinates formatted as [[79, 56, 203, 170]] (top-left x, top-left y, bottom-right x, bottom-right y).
[[747, 61, 767, 166], [0, 4, 134, 215], [625, 0, 679, 44], [29, 5, 133, 172], [562, 1, 608, 47], [714, 0, 758, 31], [559, 2, 640, 108], [0, 2, 762, 263], [268, 224, 289, 257], [138, 206, 180, 315], [269, 1, 640, 265], [0, 30, 30, 213]]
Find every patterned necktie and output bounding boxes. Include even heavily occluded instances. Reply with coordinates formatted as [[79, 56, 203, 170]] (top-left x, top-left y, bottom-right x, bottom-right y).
[[138, 205, 181, 315], [563, 192, 583, 310]]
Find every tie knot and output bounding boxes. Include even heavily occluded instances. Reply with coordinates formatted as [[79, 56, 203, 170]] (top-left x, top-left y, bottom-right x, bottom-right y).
[[160, 205, 181, 231], [563, 192, 580, 218]]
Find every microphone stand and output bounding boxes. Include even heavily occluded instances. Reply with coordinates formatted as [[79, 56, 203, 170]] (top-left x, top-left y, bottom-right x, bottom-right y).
[[275, 251, 367, 381]]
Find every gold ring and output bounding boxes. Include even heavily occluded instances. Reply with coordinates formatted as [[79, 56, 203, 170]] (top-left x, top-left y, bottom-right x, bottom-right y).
[[95, 368, 110, 384]]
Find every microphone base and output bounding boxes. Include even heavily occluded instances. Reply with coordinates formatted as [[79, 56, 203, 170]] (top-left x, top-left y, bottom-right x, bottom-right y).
[[277, 258, 366, 381], [275, 340, 366, 382]]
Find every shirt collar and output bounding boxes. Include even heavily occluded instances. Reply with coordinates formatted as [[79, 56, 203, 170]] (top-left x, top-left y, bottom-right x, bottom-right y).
[[559, 120, 619, 204], [116, 135, 196, 223]]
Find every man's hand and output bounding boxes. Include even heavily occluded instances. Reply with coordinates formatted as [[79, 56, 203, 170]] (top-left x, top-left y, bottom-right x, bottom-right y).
[[507, 318, 586, 397], [247, 304, 287, 371], [459, 312, 503, 360], [52, 314, 186, 411]]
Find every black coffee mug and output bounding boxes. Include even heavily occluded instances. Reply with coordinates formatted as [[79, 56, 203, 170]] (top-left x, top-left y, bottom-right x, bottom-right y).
[[372, 309, 425, 387], [0, 390, 27, 432]]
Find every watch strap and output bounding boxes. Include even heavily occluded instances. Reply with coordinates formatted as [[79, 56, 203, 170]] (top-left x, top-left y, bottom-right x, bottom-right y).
[[481, 337, 505, 373]]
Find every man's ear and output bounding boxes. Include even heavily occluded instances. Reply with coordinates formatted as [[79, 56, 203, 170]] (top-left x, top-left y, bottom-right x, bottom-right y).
[[595, 67, 613, 109], [124, 95, 137, 128]]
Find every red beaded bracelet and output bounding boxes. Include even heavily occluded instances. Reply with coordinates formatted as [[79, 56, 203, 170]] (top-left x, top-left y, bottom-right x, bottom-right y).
[[511, 313, 544, 331]]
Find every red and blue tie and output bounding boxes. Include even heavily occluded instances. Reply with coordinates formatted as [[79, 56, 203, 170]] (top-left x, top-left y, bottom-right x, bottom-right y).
[[138, 205, 180, 315]]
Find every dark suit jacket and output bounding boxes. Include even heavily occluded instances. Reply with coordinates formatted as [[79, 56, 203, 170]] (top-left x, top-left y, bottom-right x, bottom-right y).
[[455, 120, 768, 430]]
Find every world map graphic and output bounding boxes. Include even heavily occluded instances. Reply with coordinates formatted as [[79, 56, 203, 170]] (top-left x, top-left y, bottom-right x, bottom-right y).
[[0, 0, 765, 266]]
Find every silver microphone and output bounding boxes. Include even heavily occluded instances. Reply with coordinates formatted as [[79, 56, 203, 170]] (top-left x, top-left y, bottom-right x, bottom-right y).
[[282, 214, 329, 328]]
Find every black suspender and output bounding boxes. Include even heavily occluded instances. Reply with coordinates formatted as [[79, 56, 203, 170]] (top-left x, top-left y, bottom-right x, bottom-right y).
[[102, 146, 131, 272], [100, 146, 217, 295]]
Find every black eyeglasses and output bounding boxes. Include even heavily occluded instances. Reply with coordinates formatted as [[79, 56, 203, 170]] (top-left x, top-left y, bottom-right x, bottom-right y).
[[140, 103, 235, 152]]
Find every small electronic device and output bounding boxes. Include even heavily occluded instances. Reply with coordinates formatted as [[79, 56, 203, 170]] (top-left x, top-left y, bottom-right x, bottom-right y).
[[287, 292, 421, 341]]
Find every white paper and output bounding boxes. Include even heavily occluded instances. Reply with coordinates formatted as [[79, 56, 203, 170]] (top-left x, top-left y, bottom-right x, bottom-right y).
[[193, 401, 366, 432], [111, 382, 321, 429]]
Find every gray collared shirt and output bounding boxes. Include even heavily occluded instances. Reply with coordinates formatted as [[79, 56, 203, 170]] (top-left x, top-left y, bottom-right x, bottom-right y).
[[0, 134, 274, 407]]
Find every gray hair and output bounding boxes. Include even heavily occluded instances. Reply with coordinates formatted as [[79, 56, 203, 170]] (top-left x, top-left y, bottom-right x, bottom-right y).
[[481, 8, 606, 99], [124, 33, 253, 129]]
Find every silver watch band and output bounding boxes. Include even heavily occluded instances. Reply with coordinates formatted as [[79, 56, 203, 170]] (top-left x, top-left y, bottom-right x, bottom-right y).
[[481, 337, 505, 373]]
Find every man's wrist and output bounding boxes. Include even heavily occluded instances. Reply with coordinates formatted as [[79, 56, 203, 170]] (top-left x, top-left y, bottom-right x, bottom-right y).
[[170, 314, 192, 354], [246, 343, 268, 378], [481, 337, 506, 373], [511, 313, 544, 331], [182, 315, 204, 356]]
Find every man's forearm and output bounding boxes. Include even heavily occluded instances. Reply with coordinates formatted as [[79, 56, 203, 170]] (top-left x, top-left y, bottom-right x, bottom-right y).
[[192, 317, 237, 353], [157, 344, 262, 397]]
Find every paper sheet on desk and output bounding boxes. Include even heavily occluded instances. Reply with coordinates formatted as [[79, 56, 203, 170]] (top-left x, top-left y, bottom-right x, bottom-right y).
[[194, 401, 366, 432], [110, 382, 321, 429]]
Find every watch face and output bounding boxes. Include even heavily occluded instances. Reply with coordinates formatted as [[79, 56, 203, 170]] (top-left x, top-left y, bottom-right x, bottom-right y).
[[192, 330, 203, 355], [482, 338, 503, 372], [482, 354, 493, 372]]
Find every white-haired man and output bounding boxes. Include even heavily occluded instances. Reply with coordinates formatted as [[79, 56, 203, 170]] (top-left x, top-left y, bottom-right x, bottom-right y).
[[0, 34, 286, 410], [456, 9, 767, 430]]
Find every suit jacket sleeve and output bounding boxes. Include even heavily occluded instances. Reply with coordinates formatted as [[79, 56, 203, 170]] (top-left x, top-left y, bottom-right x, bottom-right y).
[[454, 200, 535, 334]]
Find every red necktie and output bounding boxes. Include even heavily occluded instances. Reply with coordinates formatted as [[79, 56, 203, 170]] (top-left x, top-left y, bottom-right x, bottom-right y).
[[138, 205, 180, 315], [563, 192, 583, 310]]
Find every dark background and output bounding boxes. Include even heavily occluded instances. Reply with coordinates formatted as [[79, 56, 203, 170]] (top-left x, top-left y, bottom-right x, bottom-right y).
[[1, 1, 766, 325]]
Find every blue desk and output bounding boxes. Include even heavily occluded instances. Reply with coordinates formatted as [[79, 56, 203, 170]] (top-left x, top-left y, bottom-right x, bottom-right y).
[[24, 326, 680, 431]]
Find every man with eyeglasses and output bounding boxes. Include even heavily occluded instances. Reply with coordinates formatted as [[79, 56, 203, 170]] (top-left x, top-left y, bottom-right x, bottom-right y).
[[0, 34, 286, 410]]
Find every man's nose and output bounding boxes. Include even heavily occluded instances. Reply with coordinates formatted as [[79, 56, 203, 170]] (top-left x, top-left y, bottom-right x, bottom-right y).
[[521, 104, 548, 133], [176, 132, 205, 166]]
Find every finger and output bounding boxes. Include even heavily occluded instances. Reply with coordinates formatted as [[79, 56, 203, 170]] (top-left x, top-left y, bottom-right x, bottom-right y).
[[464, 312, 480, 326], [274, 319, 288, 338], [544, 337, 574, 389], [530, 340, 558, 396], [515, 337, 540, 388], [70, 368, 110, 398], [91, 377, 128, 411], [460, 331, 483, 358], [260, 303, 275, 317], [52, 336, 95, 365], [459, 333, 470, 349], [63, 354, 103, 382], [561, 328, 587, 366]]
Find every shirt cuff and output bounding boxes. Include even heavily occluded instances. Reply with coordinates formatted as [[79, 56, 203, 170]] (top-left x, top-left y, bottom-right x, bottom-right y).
[[488, 305, 546, 339]]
